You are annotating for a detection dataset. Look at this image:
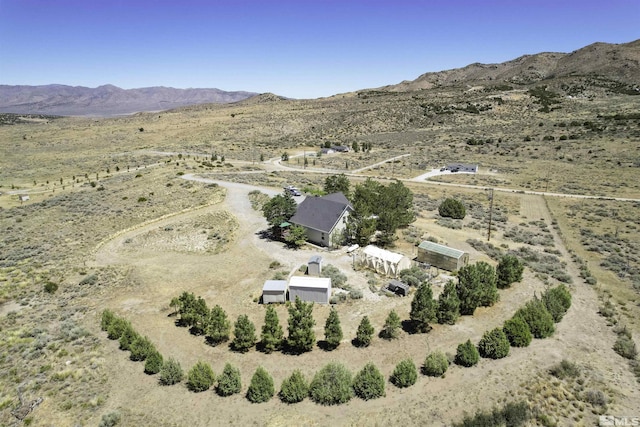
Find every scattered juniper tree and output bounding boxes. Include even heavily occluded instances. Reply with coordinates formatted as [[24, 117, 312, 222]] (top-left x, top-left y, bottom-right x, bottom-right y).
[[246, 366, 275, 403], [187, 361, 215, 392], [496, 255, 525, 289], [144, 350, 163, 375], [542, 284, 572, 322], [422, 351, 449, 377], [129, 336, 155, 361], [323, 308, 343, 350], [101, 309, 116, 331], [260, 305, 284, 353], [438, 198, 466, 219], [437, 280, 460, 325], [118, 324, 139, 351], [380, 310, 401, 340], [503, 316, 532, 347], [455, 340, 480, 367], [457, 261, 499, 315], [279, 370, 309, 404], [159, 357, 184, 385], [324, 174, 351, 197], [216, 363, 242, 396], [231, 314, 257, 353], [410, 282, 437, 332], [207, 305, 231, 345], [390, 358, 418, 388], [287, 296, 316, 353], [477, 328, 510, 359], [515, 298, 555, 339], [309, 363, 354, 405], [352, 362, 385, 400], [355, 316, 374, 347], [107, 317, 131, 340]]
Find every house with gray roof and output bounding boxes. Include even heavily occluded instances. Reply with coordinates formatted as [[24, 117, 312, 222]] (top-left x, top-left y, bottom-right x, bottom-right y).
[[288, 192, 352, 248]]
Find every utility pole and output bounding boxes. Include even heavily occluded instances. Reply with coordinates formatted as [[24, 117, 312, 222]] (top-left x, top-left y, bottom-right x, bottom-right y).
[[487, 188, 494, 242]]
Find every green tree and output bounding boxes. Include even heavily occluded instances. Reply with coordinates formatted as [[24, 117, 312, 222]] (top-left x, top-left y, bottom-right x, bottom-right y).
[[351, 141, 360, 152], [438, 198, 466, 219], [515, 298, 555, 339], [262, 191, 297, 234], [260, 306, 283, 353], [175, 291, 197, 326], [352, 362, 385, 400], [100, 309, 116, 331], [309, 363, 354, 405], [346, 178, 383, 245], [106, 317, 130, 340], [279, 370, 309, 404], [380, 310, 401, 340], [159, 357, 183, 385], [457, 261, 499, 315], [232, 314, 257, 353], [422, 351, 449, 377], [119, 324, 139, 351], [376, 181, 415, 246], [206, 305, 231, 345], [284, 224, 307, 247], [503, 316, 532, 347], [187, 361, 215, 392], [478, 328, 510, 359], [410, 282, 437, 333], [129, 336, 155, 361], [496, 255, 525, 289], [216, 363, 242, 396], [188, 296, 210, 335], [455, 340, 480, 367], [246, 366, 275, 403], [324, 174, 351, 197], [355, 316, 374, 347], [437, 280, 460, 325], [390, 359, 418, 388], [323, 308, 343, 350], [287, 297, 316, 353], [542, 284, 572, 322], [144, 351, 163, 375]]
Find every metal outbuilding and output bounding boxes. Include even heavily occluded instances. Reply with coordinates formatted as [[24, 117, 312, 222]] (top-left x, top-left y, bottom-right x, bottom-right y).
[[262, 280, 287, 304], [361, 245, 412, 278], [288, 276, 331, 304], [387, 280, 410, 296], [417, 241, 469, 272], [308, 256, 323, 276]]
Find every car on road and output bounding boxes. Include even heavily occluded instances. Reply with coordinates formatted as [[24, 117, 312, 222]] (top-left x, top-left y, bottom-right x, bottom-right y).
[[284, 186, 302, 196]]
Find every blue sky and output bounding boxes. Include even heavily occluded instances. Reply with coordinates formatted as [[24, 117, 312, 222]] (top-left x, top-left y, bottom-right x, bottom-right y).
[[0, 0, 638, 99]]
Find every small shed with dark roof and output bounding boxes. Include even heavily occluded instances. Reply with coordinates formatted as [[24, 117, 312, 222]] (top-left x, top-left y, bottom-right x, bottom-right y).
[[417, 241, 469, 271], [289, 192, 352, 249], [387, 279, 410, 296]]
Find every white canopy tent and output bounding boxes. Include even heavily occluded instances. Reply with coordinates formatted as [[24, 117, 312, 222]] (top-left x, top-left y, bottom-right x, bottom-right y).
[[361, 245, 412, 278]]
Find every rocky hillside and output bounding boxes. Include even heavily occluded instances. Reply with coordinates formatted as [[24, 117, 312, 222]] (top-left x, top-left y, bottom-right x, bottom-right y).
[[383, 39, 640, 91], [0, 84, 257, 116]]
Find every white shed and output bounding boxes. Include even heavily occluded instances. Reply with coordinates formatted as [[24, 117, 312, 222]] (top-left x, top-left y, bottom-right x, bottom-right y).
[[361, 245, 412, 278], [288, 276, 331, 304], [262, 280, 287, 304], [308, 255, 322, 277]]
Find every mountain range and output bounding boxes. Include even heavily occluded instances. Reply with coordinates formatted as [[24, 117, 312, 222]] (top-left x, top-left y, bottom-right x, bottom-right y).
[[1, 39, 638, 116]]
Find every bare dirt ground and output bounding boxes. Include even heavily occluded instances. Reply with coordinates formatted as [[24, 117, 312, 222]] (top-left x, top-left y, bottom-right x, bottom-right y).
[[84, 176, 639, 426]]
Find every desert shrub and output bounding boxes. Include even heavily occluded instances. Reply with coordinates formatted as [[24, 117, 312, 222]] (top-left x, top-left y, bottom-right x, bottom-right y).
[[231, 314, 257, 353], [380, 310, 401, 340], [437, 280, 460, 325], [496, 255, 524, 289], [503, 316, 532, 347], [260, 305, 284, 353], [44, 281, 58, 294], [355, 316, 374, 347], [79, 274, 98, 286], [321, 264, 347, 288], [159, 358, 183, 386], [246, 367, 274, 403], [614, 335, 638, 360], [352, 362, 385, 400], [187, 361, 215, 392], [324, 308, 343, 350], [583, 389, 608, 408], [216, 363, 242, 396], [439, 198, 466, 219], [454, 401, 529, 427], [309, 363, 353, 405], [144, 351, 163, 375], [349, 289, 363, 299], [515, 298, 555, 339], [455, 340, 479, 367], [279, 370, 309, 404], [478, 328, 510, 359], [542, 284, 572, 322], [549, 359, 580, 379], [98, 411, 121, 427], [129, 336, 155, 361], [106, 317, 129, 340], [422, 351, 449, 377], [100, 309, 116, 331], [390, 358, 418, 388], [399, 266, 429, 287]]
